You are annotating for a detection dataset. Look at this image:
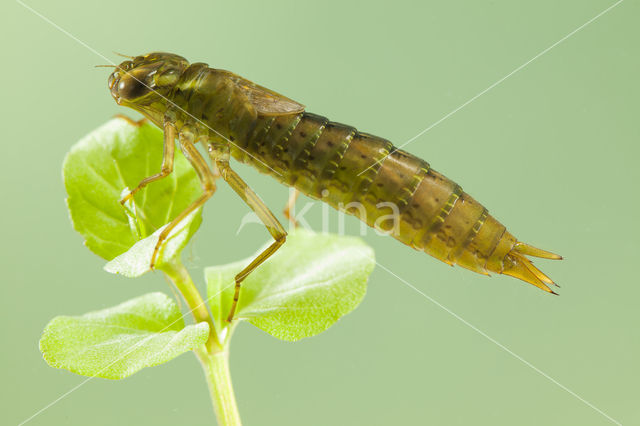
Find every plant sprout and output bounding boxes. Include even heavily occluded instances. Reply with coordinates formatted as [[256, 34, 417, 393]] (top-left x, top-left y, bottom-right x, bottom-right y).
[[39, 117, 375, 425]]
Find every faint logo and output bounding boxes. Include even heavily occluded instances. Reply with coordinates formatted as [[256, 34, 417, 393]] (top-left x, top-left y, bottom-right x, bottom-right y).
[[235, 188, 401, 237]]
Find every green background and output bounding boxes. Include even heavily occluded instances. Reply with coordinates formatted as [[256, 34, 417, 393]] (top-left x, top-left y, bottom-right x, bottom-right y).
[[2, 0, 637, 424]]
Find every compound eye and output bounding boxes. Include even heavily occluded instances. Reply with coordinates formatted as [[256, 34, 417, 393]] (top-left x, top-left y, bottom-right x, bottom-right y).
[[117, 76, 149, 99], [108, 72, 116, 90]]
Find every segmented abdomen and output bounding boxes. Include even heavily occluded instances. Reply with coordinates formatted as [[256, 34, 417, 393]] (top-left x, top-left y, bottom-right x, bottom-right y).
[[230, 112, 515, 276]]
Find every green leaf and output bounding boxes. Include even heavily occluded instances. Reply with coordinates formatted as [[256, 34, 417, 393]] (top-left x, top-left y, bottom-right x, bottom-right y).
[[39, 292, 209, 380], [104, 209, 202, 277], [63, 117, 202, 260], [205, 229, 375, 342]]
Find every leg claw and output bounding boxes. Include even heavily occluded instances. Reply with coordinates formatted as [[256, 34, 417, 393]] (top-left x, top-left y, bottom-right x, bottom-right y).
[[120, 193, 133, 206]]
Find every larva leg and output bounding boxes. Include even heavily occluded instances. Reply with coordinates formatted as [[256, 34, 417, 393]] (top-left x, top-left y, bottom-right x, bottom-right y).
[[150, 129, 216, 268], [114, 114, 147, 127], [120, 120, 176, 205], [283, 188, 299, 227], [216, 159, 287, 322]]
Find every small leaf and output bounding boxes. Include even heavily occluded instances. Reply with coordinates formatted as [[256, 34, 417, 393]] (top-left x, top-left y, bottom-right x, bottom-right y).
[[206, 229, 375, 342], [104, 209, 202, 277], [63, 117, 202, 260], [39, 293, 209, 379]]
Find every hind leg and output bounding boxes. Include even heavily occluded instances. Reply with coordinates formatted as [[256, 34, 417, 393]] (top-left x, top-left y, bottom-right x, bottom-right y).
[[283, 188, 299, 227]]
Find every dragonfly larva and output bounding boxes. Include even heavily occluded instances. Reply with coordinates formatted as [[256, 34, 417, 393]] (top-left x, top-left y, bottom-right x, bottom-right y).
[[108, 52, 561, 321]]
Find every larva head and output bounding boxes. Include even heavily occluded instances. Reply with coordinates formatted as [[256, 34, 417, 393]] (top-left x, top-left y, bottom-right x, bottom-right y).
[[108, 52, 189, 107]]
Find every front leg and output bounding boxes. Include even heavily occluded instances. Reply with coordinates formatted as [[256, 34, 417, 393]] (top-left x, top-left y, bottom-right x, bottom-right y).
[[150, 128, 217, 268], [120, 119, 176, 205]]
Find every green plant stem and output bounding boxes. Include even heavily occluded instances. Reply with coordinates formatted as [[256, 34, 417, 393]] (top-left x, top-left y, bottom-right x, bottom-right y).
[[163, 260, 220, 351], [196, 348, 242, 426], [163, 260, 241, 425]]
